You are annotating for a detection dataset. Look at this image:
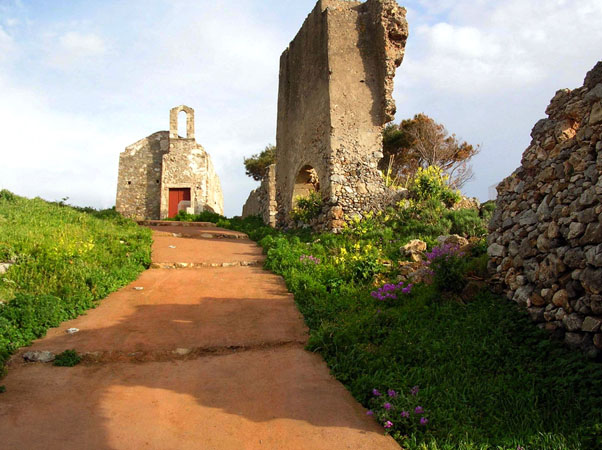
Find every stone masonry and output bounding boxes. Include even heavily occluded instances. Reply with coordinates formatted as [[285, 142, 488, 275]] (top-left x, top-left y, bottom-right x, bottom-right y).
[[116, 105, 223, 220], [275, 0, 408, 230], [488, 61, 602, 357], [242, 164, 277, 227]]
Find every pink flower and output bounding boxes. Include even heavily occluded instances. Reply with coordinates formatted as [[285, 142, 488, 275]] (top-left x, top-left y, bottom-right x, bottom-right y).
[[387, 389, 397, 397], [384, 421, 393, 429], [372, 388, 382, 397], [400, 410, 409, 418], [383, 402, 392, 410], [414, 406, 424, 414], [420, 417, 428, 426], [366, 410, 374, 416]]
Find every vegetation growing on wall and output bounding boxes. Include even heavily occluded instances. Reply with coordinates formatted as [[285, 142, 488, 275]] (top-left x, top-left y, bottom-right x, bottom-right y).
[[290, 191, 323, 225], [243, 144, 276, 181], [0, 191, 152, 374]]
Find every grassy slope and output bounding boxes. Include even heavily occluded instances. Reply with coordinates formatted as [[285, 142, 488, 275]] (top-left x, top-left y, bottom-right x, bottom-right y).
[[222, 215, 602, 450], [0, 190, 152, 372]]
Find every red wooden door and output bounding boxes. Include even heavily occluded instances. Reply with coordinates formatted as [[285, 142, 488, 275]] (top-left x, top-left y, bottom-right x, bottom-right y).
[[168, 188, 191, 218]]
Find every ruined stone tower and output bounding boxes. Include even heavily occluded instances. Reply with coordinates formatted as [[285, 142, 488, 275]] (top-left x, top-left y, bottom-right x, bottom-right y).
[[116, 105, 223, 220], [275, 0, 408, 230]]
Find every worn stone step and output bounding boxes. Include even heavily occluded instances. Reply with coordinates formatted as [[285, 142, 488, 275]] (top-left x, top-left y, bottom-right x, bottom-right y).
[[138, 220, 216, 227], [150, 261, 261, 269]]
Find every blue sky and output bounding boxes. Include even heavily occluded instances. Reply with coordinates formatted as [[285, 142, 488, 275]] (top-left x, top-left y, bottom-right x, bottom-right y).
[[1, 0, 601, 216]]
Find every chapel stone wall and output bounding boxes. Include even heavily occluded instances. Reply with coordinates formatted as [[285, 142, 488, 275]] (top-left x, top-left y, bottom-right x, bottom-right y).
[[116, 106, 223, 219]]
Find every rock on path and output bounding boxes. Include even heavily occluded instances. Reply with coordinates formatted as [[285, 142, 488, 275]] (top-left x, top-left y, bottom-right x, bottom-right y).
[[0, 225, 399, 450]]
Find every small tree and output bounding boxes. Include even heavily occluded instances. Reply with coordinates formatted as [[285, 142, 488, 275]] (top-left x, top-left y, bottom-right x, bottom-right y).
[[381, 114, 480, 189], [244, 144, 276, 181]]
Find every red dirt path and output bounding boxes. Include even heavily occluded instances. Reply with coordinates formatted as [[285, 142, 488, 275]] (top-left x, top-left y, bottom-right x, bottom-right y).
[[0, 226, 399, 450]]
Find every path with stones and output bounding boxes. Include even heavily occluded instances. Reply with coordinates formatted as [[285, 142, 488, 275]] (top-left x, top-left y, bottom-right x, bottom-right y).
[[0, 223, 399, 450]]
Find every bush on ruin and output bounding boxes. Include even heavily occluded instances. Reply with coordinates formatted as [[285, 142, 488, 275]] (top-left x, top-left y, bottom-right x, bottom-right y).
[[382, 114, 479, 189], [243, 144, 276, 181]]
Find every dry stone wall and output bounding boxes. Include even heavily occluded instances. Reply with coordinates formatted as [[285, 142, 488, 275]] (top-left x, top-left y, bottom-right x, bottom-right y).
[[116, 106, 223, 220], [275, 0, 408, 230], [242, 164, 277, 227], [488, 61, 602, 357]]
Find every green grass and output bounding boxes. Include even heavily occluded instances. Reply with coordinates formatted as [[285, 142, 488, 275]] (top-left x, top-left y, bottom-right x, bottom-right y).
[[0, 190, 152, 373], [225, 215, 602, 450]]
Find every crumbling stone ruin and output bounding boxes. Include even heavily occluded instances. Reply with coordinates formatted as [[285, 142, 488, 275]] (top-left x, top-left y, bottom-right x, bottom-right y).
[[273, 0, 408, 230], [488, 61, 602, 357], [242, 164, 277, 227], [116, 105, 223, 220]]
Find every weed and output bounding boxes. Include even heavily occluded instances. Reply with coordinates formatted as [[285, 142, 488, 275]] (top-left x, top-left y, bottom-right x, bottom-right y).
[[291, 191, 323, 224], [53, 349, 81, 367], [170, 209, 224, 223]]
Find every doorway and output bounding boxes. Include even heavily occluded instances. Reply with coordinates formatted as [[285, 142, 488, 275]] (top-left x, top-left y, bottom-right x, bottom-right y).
[[168, 188, 191, 218]]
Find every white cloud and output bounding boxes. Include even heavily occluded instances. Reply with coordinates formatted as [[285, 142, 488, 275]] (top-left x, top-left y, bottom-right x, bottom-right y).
[[405, 22, 542, 94], [59, 31, 106, 55], [0, 25, 15, 62], [0, 73, 129, 208], [46, 31, 108, 69], [4, 18, 19, 27]]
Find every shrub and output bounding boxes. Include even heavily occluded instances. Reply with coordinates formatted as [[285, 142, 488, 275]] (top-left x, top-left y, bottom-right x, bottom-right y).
[[480, 200, 496, 221], [465, 253, 489, 279], [171, 210, 224, 223], [53, 349, 81, 367], [0, 189, 17, 202], [409, 166, 461, 207], [291, 191, 323, 224], [243, 144, 275, 181], [392, 199, 452, 247], [445, 208, 487, 237], [426, 244, 467, 294]]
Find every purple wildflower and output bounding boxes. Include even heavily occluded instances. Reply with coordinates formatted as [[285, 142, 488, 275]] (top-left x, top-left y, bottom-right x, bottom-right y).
[[414, 406, 424, 414], [366, 410, 374, 416], [410, 385, 419, 396], [425, 244, 464, 264], [420, 417, 428, 426], [383, 402, 392, 410], [384, 421, 393, 429], [299, 254, 321, 265], [400, 411, 409, 418], [370, 281, 413, 301], [387, 389, 397, 398], [372, 388, 382, 397]]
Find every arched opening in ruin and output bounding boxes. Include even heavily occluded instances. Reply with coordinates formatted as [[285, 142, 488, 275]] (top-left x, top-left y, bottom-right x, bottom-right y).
[[292, 165, 320, 205], [178, 110, 188, 138]]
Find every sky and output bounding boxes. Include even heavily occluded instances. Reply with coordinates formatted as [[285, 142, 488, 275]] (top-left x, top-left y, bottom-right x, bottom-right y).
[[0, 0, 601, 216]]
